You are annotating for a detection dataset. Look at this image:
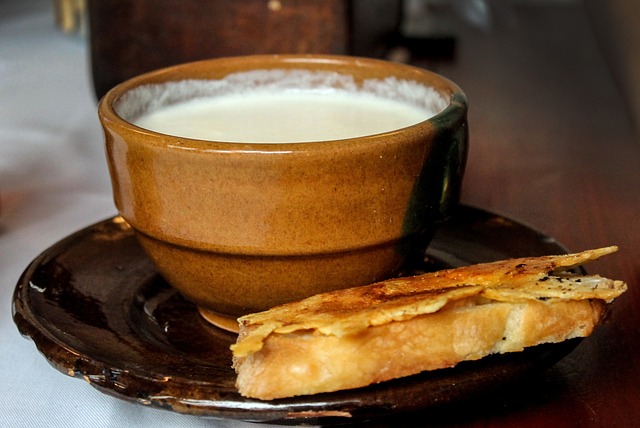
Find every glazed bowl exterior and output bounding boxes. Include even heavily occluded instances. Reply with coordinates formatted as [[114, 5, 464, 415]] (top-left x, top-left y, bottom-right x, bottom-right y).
[[98, 55, 468, 323]]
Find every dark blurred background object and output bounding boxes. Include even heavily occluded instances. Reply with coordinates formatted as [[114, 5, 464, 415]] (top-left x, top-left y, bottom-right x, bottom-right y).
[[88, 0, 405, 99], [87, 0, 516, 101], [586, 0, 640, 130]]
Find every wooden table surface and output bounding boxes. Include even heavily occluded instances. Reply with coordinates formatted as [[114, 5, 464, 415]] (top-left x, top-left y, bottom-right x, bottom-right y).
[[368, 3, 639, 427]]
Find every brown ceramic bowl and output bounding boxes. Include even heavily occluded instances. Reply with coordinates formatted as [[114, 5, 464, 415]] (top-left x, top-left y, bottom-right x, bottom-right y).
[[98, 55, 467, 329]]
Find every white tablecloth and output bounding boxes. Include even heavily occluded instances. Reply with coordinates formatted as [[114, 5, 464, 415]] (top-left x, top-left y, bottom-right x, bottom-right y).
[[0, 1, 286, 426]]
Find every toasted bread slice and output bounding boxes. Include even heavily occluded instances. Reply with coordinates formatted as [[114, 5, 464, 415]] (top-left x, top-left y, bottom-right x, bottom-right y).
[[231, 247, 626, 400]]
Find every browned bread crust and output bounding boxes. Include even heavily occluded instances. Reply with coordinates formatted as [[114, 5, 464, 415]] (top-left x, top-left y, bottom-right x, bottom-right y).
[[232, 247, 626, 400]]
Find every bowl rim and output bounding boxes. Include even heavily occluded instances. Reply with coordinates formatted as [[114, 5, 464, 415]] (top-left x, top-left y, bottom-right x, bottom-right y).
[[97, 54, 467, 153]]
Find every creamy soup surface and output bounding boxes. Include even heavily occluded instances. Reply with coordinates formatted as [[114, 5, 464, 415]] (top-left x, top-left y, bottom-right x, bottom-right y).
[[134, 91, 438, 143]]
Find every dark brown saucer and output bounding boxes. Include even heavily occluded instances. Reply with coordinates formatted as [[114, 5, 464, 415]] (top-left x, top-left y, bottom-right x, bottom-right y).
[[12, 205, 580, 425]]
